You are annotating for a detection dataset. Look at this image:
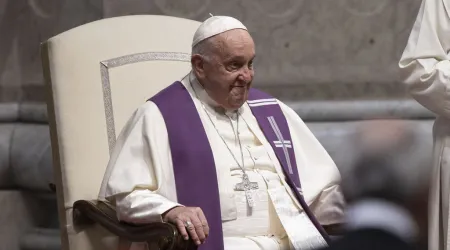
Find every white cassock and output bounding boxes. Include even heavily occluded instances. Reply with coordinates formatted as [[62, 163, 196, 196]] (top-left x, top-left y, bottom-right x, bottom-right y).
[[399, 0, 450, 249], [98, 72, 345, 250]]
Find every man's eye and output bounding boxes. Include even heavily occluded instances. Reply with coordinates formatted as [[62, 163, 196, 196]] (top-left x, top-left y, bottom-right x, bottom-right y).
[[230, 62, 240, 69]]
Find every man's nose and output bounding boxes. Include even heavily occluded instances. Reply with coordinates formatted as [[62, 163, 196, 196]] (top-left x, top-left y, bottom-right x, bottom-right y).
[[238, 67, 253, 83]]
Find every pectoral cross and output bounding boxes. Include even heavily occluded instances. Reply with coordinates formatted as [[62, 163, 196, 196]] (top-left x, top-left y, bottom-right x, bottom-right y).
[[234, 173, 259, 207]]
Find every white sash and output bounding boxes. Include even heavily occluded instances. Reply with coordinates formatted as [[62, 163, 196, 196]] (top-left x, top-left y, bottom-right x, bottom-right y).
[[261, 172, 328, 250]]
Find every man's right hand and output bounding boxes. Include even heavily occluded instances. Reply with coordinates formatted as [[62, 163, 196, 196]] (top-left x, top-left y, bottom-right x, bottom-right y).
[[162, 206, 209, 246]]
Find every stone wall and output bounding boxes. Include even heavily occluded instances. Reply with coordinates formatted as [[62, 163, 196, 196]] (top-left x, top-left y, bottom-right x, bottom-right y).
[[0, 0, 103, 122], [0, 0, 433, 250], [0, 0, 424, 111], [103, 0, 423, 100]]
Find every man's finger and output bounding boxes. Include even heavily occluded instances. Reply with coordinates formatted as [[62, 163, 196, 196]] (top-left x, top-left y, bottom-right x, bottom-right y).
[[185, 216, 201, 245], [196, 208, 210, 237], [190, 215, 206, 244], [175, 218, 189, 240]]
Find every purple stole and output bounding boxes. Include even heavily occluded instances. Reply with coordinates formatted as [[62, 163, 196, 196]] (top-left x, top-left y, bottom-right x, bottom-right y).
[[150, 82, 329, 249]]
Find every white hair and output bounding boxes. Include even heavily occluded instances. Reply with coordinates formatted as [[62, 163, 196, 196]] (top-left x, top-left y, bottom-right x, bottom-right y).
[[191, 37, 215, 62]]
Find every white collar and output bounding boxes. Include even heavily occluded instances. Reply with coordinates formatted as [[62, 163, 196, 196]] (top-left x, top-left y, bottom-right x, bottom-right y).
[[345, 199, 418, 243]]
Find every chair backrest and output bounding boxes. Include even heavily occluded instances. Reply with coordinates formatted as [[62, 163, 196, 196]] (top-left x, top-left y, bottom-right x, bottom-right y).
[[41, 15, 200, 250]]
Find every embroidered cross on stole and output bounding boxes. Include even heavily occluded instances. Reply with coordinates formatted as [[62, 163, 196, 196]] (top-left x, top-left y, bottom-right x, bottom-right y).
[[247, 90, 329, 249]]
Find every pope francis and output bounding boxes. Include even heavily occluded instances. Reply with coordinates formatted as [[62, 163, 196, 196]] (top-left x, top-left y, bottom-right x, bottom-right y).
[[98, 16, 344, 250]]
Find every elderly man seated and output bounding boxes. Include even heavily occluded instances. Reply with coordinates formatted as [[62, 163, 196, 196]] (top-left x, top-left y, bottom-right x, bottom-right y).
[[98, 15, 344, 250]]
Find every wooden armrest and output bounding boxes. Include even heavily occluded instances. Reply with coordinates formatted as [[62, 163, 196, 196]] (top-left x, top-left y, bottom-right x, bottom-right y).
[[73, 200, 196, 250], [322, 223, 345, 236]]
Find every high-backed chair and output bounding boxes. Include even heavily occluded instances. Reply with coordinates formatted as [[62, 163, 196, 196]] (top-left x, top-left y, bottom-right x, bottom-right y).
[[41, 15, 200, 250]]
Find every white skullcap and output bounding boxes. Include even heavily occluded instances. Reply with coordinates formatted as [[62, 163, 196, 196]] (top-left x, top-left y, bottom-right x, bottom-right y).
[[192, 15, 247, 47]]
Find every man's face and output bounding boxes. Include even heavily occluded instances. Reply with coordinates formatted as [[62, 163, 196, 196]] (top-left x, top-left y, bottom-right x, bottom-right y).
[[194, 29, 255, 110]]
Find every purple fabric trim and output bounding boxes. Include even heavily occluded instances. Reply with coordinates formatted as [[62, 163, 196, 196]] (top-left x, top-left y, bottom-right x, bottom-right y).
[[248, 89, 331, 243], [150, 81, 223, 250]]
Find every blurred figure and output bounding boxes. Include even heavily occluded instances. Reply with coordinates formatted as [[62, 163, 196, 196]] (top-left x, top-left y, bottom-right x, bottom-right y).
[[399, 1, 450, 249], [318, 120, 430, 250]]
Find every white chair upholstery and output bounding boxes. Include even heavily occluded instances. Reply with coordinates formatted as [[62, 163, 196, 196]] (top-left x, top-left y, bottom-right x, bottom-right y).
[[41, 15, 200, 250]]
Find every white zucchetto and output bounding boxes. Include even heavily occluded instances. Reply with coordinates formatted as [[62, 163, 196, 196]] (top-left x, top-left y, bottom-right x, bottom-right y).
[[192, 16, 247, 47]]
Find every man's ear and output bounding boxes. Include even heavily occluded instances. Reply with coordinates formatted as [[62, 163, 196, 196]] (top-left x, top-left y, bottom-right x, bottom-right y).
[[191, 54, 205, 77]]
